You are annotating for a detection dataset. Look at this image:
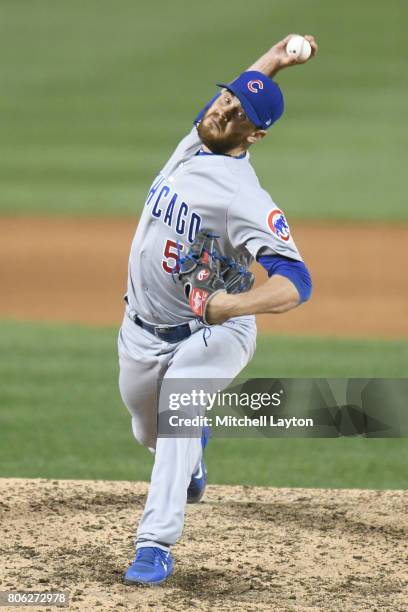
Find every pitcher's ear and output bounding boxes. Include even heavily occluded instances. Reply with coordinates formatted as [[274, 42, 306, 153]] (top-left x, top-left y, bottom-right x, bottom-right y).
[[247, 130, 267, 145]]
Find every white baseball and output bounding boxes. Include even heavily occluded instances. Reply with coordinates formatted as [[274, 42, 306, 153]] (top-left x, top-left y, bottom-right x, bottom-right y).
[[285, 35, 312, 61]]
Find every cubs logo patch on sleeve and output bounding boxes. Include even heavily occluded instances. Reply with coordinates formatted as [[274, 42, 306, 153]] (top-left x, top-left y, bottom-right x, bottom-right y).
[[267, 208, 291, 242]]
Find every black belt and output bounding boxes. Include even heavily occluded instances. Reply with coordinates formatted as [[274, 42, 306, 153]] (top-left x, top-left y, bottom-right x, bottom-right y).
[[125, 297, 192, 343]]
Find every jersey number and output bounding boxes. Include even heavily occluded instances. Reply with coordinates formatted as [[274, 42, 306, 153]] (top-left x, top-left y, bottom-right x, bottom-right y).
[[162, 239, 185, 274]]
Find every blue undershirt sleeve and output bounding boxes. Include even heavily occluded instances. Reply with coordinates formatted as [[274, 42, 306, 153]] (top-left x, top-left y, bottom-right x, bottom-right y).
[[257, 254, 312, 304]]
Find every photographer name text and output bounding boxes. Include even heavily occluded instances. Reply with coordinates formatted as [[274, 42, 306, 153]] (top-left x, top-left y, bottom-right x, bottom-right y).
[[168, 415, 314, 429]]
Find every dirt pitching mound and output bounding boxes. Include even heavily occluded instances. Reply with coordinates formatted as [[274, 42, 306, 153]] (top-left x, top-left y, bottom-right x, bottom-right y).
[[0, 479, 407, 611]]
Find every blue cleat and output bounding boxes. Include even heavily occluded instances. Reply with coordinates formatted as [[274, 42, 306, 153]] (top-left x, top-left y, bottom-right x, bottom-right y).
[[124, 547, 174, 585], [187, 426, 210, 504]]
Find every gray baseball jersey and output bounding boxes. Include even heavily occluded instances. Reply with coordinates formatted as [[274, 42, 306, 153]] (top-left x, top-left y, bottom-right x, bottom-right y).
[[126, 125, 303, 325]]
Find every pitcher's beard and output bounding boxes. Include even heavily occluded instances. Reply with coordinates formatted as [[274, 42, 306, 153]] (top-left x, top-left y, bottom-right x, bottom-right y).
[[197, 117, 245, 155]]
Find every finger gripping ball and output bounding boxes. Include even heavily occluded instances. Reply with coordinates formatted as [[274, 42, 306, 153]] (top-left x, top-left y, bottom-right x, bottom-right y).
[[285, 35, 312, 61]]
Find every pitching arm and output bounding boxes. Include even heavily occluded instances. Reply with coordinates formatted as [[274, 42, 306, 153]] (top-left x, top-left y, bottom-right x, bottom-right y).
[[246, 34, 318, 78]]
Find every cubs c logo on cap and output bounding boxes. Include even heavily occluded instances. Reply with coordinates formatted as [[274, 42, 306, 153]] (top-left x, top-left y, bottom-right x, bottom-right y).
[[267, 208, 290, 242], [247, 80, 264, 94]]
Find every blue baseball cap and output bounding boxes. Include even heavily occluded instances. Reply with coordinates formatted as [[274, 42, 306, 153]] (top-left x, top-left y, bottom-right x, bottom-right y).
[[216, 70, 284, 129]]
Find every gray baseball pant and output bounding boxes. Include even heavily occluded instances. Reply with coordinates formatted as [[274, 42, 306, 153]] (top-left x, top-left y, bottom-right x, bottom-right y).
[[118, 312, 256, 550]]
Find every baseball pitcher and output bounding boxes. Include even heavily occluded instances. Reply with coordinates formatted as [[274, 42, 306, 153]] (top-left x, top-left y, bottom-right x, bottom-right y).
[[119, 33, 318, 585]]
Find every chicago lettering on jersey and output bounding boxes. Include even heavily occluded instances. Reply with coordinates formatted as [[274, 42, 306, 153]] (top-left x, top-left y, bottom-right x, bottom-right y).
[[145, 175, 202, 244]]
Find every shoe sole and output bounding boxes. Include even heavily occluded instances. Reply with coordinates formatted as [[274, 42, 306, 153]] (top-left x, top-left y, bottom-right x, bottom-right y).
[[187, 490, 206, 504], [123, 571, 173, 586]]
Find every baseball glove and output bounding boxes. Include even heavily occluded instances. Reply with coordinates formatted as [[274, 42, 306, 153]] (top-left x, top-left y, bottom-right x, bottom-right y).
[[175, 229, 254, 324]]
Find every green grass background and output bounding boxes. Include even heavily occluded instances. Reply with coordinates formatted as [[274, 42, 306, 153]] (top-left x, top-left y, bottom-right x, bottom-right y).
[[1, 321, 407, 489], [0, 0, 406, 219]]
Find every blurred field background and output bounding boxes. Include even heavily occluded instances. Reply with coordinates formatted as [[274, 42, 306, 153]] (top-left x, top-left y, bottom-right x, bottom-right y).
[[1, 0, 406, 219], [1, 321, 407, 489], [1, 0, 407, 489]]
